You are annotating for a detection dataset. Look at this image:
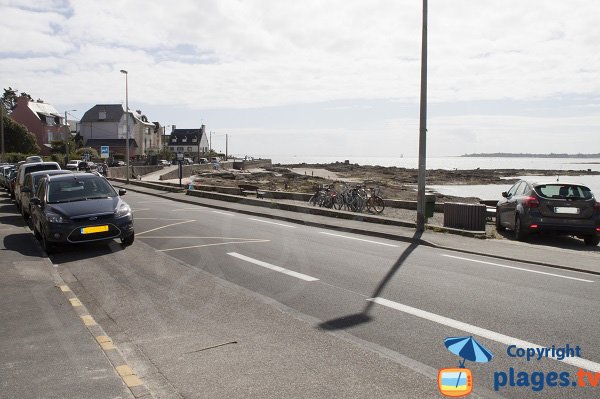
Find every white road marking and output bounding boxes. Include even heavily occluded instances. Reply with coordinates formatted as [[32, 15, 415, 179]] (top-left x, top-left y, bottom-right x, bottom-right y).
[[160, 240, 270, 252], [131, 208, 150, 212], [135, 200, 174, 204], [227, 252, 318, 282], [248, 218, 296, 228], [171, 208, 206, 212], [319, 232, 399, 247], [139, 236, 267, 240], [135, 218, 193, 221], [137, 220, 195, 236], [213, 211, 235, 216], [368, 297, 600, 372], [442, 254, 594, 283]]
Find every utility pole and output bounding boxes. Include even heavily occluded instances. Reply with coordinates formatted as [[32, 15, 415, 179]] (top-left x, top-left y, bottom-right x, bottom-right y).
[[0, 105, 4, 162], [225, 134, 228, 160], [416, 0, 428, 232], [209, 131, 212, 154]]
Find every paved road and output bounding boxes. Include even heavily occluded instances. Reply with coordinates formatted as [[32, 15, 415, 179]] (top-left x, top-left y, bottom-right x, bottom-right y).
[[5, 186, 600, 398], [51, 191, 600, 398]]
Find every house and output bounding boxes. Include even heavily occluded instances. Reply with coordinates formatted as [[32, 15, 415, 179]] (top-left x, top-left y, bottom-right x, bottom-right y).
[[9, 96, 69, 155], [79, 104, 160, 158], [168, 125, 209, 161]]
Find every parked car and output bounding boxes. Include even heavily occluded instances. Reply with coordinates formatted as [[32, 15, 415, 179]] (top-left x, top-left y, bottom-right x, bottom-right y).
[[1, 165, 15, 189], [65, 160, 83, 170], [8, 169, 18, 199], [19, 170, 72, 220], [15, 161, 61, 210], [198, 158, 208, 164], [496, 179, 600, 245], [25, 155, 43, 163], [30, 173, 135, 253], [158, 159, 170, 166]]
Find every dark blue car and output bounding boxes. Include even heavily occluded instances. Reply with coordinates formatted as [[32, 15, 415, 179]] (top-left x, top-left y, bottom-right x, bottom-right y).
[[30, 173, 134, 253]]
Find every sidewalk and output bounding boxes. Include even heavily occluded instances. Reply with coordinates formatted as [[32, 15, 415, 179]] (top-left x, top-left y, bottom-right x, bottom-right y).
[[112, 180, 600, 275], [0, 194, 134, 399]]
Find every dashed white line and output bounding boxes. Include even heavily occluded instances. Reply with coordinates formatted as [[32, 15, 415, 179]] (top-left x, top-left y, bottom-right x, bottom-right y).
[[441, 254, 594, 283], [159, 240, 270, 252], [367, 297, 600, 372], [248, 218, 296, 228], [213, 210, 235, 216], [319, 232, 399, 247], [227, 252, 318, 281]]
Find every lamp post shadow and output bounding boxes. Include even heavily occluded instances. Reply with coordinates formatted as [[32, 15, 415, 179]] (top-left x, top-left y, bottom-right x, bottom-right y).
[[318, 230, 424, 331]]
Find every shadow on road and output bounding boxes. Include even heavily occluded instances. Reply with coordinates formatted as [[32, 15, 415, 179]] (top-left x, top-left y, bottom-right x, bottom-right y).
[[495, 229, 600, 252], [48, 241, 124, 264], [2, 233, 44, 258], [318, 230, 423, 331]]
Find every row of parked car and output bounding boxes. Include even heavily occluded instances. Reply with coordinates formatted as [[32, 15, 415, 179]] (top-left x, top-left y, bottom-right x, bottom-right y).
[[1, 158, 135, 254]]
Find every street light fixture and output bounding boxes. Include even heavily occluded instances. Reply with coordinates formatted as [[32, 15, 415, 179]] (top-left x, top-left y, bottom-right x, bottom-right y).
[[120, 69, 130, 184]]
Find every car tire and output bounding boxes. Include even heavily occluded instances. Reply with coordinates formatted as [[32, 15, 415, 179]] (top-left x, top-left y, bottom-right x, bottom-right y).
[[495, 208, 505, 231], [21, 205, 29, 220], [41, 230, 55, 254], [514, 215, 528, 242], [583, 235, 600, 246], [121, 233, 135, 247]]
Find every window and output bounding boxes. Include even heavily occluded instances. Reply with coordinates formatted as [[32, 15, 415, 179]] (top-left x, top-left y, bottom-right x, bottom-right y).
[[99, 111, 107, 120], [187, 147, 192, 152], [177, 147, 184, 152], [182, 137, 187, 143]]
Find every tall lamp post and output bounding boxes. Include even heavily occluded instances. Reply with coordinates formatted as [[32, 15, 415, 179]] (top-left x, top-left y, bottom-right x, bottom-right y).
[[0, 105, 4, 162], [416, 0, 428, 232], [64, 109, 76, 164], [120, 69, 130, 184]]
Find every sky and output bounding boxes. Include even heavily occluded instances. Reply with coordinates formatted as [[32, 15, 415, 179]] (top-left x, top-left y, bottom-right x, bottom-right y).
[[1, 0, 600, 160]]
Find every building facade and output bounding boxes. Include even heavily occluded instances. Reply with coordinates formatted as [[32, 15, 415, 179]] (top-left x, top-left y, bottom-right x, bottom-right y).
[[9, 96, 69, 155], [168, 125, 209, 161]]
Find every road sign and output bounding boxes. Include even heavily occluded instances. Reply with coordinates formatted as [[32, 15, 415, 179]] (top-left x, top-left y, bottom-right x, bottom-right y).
[[100, 146, 109, 159]]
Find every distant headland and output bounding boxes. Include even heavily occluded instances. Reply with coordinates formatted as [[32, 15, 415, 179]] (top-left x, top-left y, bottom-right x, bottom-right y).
[[460, 153, 600, 158]]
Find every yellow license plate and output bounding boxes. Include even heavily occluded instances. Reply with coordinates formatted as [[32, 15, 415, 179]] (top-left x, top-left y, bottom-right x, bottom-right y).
[[81, 225, 109, 234]]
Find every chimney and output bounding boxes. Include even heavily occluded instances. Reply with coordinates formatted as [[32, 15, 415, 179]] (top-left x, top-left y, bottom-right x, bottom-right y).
[[171, 125, 176, 132]]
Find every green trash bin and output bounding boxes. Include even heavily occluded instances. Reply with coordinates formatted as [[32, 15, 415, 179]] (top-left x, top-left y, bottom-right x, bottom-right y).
[[425, 194, 436, 218]]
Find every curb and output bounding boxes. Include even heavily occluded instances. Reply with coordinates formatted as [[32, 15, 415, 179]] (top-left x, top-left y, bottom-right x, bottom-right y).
[[109, 179, 600, 276]]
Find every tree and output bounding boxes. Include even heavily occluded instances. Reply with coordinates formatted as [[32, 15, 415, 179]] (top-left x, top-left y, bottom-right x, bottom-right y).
[[2, 87, 38, 111], [75, 147, 99, 159], [1, 116, 40, 153]]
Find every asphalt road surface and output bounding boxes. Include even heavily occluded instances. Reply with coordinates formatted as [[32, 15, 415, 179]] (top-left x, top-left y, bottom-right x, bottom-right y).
[[29, 190, 600, 398]]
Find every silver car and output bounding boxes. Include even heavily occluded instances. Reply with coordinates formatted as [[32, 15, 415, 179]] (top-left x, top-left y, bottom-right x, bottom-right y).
[[496, 180, 600, 245]]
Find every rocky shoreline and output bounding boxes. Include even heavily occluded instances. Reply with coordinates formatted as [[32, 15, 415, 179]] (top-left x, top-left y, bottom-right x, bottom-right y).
[[192, 162, 600, 203]]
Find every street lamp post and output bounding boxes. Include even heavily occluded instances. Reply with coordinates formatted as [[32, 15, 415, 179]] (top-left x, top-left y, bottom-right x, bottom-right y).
[[0, 105, 4, 162], [120, 69, 130, 184], [416, 0, 428, 232], [64, 110, 76, 164]]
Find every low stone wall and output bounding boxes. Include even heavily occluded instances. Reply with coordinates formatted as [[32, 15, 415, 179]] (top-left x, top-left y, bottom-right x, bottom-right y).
[[107, 165, 163, 179], [232, 159, 272, 170], [159, 164, 214, 180]]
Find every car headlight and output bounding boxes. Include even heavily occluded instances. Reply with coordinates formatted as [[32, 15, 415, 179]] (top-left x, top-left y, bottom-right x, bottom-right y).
[[46, 213, 67, 224], [115, 203, 132, 218]]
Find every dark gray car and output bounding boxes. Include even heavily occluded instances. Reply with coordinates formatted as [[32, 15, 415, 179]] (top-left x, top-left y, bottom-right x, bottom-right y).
[[30, 173, 134, 253], [496, 179, 600, 245], [19, 170, 72, 220]]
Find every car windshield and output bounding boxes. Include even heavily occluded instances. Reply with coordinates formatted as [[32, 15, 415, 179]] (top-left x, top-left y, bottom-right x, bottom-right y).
[[534, 184, 594, 200], [47, 178, 117, 203]]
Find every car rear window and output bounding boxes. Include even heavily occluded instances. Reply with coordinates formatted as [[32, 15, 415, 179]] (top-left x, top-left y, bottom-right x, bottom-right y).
[[534, 184, 594, 200], [24, 164, 60, 175]]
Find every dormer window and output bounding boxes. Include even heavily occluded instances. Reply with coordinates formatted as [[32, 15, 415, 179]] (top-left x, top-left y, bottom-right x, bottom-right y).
[[182, 137, 187, 143], [192, 138, 197, 143], [99, 111, 107, 120]]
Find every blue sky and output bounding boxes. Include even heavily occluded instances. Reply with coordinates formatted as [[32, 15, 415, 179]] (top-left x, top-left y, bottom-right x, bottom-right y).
[[1, 0, 599, 158]]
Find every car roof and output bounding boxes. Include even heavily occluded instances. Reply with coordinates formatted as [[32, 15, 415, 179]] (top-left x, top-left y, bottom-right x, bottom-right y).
[[46, 173, 105, 182], [524, 180, 590, 188], [29, 170, 72, 177]]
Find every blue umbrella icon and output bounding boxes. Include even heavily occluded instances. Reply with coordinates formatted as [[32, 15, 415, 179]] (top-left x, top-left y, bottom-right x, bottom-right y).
[[444, 336, 493, 388], [445, 336, 493, 367]]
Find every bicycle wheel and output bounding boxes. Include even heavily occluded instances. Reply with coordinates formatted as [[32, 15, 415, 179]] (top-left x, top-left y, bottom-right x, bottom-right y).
[[333, 193, 344, 210], [370, 196, 385, 214]]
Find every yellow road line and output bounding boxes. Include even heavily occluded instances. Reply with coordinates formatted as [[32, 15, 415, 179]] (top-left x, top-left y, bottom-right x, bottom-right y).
[[80, 315, 97, 326]]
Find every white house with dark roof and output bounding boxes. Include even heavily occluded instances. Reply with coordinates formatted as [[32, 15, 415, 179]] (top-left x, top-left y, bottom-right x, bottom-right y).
[[79, 104, 160, 158], [168, 125, 209, 161]]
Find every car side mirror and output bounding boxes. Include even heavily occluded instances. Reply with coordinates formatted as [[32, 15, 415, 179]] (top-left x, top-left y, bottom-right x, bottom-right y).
[[21, 186, 31, 193], [30, 197, 41, 206], [502, 191, 508, 198], [118, 189, 127, 196]]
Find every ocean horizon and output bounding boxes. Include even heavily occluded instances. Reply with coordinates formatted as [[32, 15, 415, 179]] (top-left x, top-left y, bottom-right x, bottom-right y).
[[260, 155, 600, 172]]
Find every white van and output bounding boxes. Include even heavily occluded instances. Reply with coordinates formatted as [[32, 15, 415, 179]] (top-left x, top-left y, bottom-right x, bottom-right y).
[[15, 161, 61, 210]]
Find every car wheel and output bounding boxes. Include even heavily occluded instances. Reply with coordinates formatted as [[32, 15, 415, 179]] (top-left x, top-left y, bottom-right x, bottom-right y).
[[514, 215, 528, 242], [495, 208, 505, 231], [121, 233, 135, 247], [583, 235, 600, 246], [41, 229, 55, 254], [21, 205, 29, 220]]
